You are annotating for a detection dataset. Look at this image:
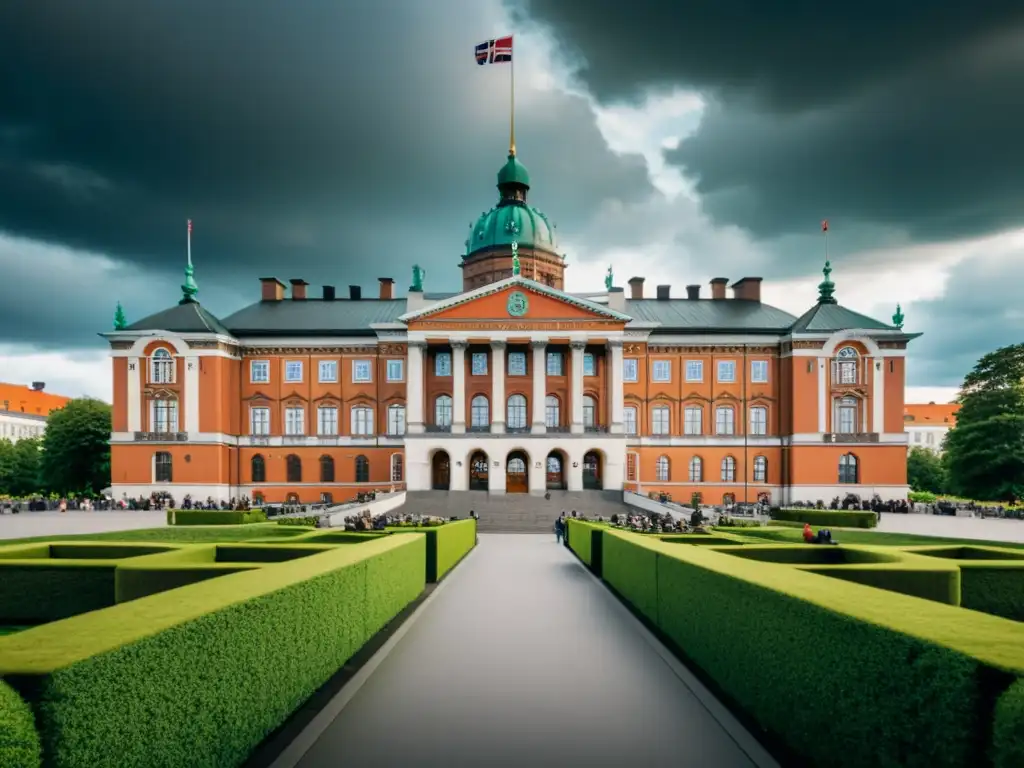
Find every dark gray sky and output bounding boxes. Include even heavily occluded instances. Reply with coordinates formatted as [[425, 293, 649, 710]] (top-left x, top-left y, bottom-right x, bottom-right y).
[[2, 0, 1022, 396]]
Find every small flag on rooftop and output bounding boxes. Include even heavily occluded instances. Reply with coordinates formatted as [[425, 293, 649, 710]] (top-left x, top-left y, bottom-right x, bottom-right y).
[[475, 36, 513, 65]]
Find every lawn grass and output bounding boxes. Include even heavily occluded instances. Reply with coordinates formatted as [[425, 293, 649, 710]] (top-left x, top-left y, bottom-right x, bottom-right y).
[[0, 626, 34, 637], [735, 526, 1024, 550], [0, 523, 310, 547]]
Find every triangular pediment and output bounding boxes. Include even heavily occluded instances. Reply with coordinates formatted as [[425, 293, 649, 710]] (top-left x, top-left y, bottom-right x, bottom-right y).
[[400, 277, 631, 325]]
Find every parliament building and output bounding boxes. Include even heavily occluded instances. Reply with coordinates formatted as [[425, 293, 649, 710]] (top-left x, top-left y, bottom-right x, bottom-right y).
[[104, 151, 918, 506]]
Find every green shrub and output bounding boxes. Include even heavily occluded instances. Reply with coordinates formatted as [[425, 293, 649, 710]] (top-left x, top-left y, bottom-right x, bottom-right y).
[[169, 509, 268, 526], [993, 680, 1024, 768], [0, 680, 40, 768], [114, 547, 262, 603], [276, 517, 320, 527], [387, 519, 476, 582], [0, 535, 426, 768], [567, 519, 603, 565], [909, 491, 938, 504], [959, 564, 1024, 622], [772, 508, 878, 528]]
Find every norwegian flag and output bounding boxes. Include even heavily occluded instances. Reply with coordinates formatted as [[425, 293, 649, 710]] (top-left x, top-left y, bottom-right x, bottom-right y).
[[475, 36, 513, 65], [821, 219, 829, 232], [188, 219, 193, 234]]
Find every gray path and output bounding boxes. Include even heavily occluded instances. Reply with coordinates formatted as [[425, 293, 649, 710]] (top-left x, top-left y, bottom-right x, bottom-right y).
[[0, 510, 167, 540], [877, 513, 1024, 543], [291, 534, 773, 768]]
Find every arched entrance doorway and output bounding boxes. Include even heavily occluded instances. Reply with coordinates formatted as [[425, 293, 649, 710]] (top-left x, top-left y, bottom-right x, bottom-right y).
[[431, 451, 450, 491], [582, 451, 602, 489], [469, 451, 489, 490], [546, 451, 565, 489], [506, 450, 529, 494]]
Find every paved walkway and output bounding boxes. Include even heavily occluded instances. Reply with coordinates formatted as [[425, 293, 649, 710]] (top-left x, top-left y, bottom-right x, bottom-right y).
[[878, 513, 1024, 543], [285, 534, 775, 768], [0, 510, 167, 540]]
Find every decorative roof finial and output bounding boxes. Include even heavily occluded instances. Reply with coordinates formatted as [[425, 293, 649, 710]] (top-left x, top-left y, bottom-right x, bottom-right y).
[[411, 264, 425, 292], [114, 301, 127, 331], [604, 265, 613, 291], [817, 260, 837, 304], [892, 303, 905, 330], [180, 219, 198, 304], [511, 241, 521, 276]]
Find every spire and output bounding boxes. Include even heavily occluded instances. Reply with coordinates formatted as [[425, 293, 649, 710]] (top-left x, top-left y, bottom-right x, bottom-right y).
[[113, 301, 127, 331], [180, 219, 198, 304], [817, 260, 837, 304], [892, 303, 905, 329], [604, 265, 613, 291]]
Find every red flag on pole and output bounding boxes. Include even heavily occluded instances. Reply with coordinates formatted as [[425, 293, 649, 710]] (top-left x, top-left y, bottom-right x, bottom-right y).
[[821, 219, 828, 232], [188, 219, 193, 234]]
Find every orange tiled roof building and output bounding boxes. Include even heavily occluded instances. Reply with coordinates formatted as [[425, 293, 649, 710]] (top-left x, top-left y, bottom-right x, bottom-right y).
[[904, 402, 959, 453], [0, 382, 70, 442], [103, 151, 920, 506]]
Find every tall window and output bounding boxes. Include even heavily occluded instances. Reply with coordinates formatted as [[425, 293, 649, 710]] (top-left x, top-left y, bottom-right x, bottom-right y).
[[721, 456, 736, 482], [749, 406, 767, 436], [388, 404, 406, 435], [833, 346, 859, 384], [286, 454, 302, 482], [652, 360, 671, 382], [835, 396, 858, 434], [656, 455, 670, 482], [318, 406, 338, 435], [251, 454, 266, 483], [546, 352, 563, 376], [508, 352, 527, 376], [684, 406, 702, 435], [154, 451, 172, 482], [355, 455, 370, 483], [839, 453, 859, 484], [545, 395, 560, 428], [435, 352, 452, 377], [351, 406, 374, 436], [320, 455, 335, 482], [434, 395, 453, 428], [391, 454, 403, 482], [471, 396, 489, 428], [583, 353, 596, 376], [471, 352, 488, 376], [715, 406, 735, 435], [151, 399, 178, 433], [250, 407, 270, 435], [507, 394, 528, 429], [688, 456, 703, 482], [753, 455, 767, 482], [150, 349, 174, 384], [626, 453, 637, 482], [285, 407, 305, 435], [623, 406, 637, 435], [582, 396, 596, 428], [651, 406, 670, 435], [623, 358, 639, 382]]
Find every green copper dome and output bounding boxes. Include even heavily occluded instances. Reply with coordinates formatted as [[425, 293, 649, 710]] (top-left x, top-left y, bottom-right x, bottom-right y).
[[497, 154, 530, 187]]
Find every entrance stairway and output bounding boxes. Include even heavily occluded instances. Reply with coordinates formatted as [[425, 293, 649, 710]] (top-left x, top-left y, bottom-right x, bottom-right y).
[[400, 490, 627, 533]]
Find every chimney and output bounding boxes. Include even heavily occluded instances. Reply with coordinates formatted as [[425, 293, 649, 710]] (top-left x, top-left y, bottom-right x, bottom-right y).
[[608, 286, 626, 312], [686, 285, 700, 300], [656, 285, 671, 300], [289, 279, 308, 300], [31, 382, 45, 391], [710, 277, 728, 300], [628, 276, 645, 300], [322, 285, 336, 301], [349, 285, 362, 300], [260, 277, 287, 302], [730, 277, 763, 302], [378, 277, 394, 300]]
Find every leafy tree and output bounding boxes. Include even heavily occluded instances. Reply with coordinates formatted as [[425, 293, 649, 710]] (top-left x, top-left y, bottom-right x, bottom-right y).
[[907, 447, 946, 494], [944, 344, 1024, 501], [0, 437, 42, 496], [39, 398, 112, 495]]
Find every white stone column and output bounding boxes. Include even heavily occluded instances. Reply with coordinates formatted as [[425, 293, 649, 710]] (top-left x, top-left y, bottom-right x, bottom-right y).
[[127, 357, 142, 432], [567, 450, 584, 491], [817, 357, 827, 433], [184, 356, 200, 434], [490, 341, 506, 434], [570, 340, 586, 434], [872, 357, 885, 432], [407, 341, 426, 434], [451, 340, 467, 434], [607, 340, 624, 434], [531, 340, 547, 434]]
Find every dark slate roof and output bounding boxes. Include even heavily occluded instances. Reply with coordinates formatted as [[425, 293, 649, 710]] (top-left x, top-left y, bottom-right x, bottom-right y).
[[221, 299, 408, 336], [626, 299, 797, 333], [789, 303, 896, 333], [127, 301, 232, 336]]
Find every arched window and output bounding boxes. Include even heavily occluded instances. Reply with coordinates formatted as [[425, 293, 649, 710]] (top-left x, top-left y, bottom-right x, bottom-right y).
[[545, 395, 560, 428], [651, 405, 670, 435], [839, 453, 859, 484], [688, 456, 703, 482], [582, 395, 597, 428], [749, 406, 768, 436], [391, 454, 404, 482], [656, 455, 670, 482], [150, 348, 174, 384], [507, 394, 527, 429], [251, 454, 266, 483], [435, 395, 453, 428], [154, 451, 172, 482], [834, 346, 859, 384], [351, 406, 374, 436], [715, 407, 735, 435], [471, 395, 489, 428], [683, 406, 702, 435], [721, 456, 736, 482], [320, 455, 335, 482], [286, 454, 302, 483], [355, 455, 370, 483], [834, 396, 859, 434], [753, 455, 767, 482], [387, 404, 406, 436]]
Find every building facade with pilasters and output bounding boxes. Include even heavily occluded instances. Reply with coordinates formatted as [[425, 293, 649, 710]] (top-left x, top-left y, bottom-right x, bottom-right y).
[[104, 152, 919, 506]]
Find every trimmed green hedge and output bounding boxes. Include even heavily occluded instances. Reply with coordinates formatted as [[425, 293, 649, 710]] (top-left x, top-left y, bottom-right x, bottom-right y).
[[168, 509, 268, 526], [0, 535, 426, 768], [0, 679, 40, 768], [386, 519, 476, 582], [591, 529, 1024, 767], [904, 546, 1024, 622], [772, 508, 877, 528]]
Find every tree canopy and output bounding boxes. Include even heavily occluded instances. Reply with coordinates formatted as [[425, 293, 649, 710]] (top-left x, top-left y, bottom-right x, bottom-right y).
[[0, 437, 42, 496], [943, 343, 1024, 501], [39, 398, 112, 496], [907, 447, 946, 494]]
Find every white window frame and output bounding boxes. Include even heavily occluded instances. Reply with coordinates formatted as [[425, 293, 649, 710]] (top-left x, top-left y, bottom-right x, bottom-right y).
[[715, 406, 735, 435], [546, 352, 563, 376], [717, 360, 736, 383], [623, 406, 638, 435], [150, 349, 175, 384], [721, 456, 736, 482], [317, 405, 338, 435], [651, 406, 670, 435], [352, 359, 372, 383], [753, 455, 767, 482], [684, 406, 702, 435], [656, 456, 670, 482], [749, 406, 767, 436], [582, 396, 596, 428], [471, 395, 489, 427], [150, 399, 178, 433], [351, 406, 374, 436], [508, 352, 527, 376], [507, 394, 528, 429], [651, 360, 671, 382], [284, 360, 304, 383], [623, 358, 639, 382], [435, 395, 453, 427], [387, 404, 406, 436], [250, 360, 269, 384], [545, 395, 560, 428], [583, 353, 596, 376], [284, 407, 305, 436], [685, 360, 703, 382], [249, 406, 270, 435], [689, 456, 703, 482], [750, 360, 768, 384], [318, 360, 338, 383], [471, 352, 488, 376], [833, 347, 860, 385], [835, 396, 859, 434], [435, 352, 452, 377], [391, 453, 404, 482]]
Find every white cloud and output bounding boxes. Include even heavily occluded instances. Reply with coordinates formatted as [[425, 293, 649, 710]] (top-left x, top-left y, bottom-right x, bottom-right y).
[[0, 346, 111, 401]]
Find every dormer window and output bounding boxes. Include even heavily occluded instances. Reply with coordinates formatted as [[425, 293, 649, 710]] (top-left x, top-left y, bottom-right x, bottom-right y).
[[832, 346, 859, 385], [150, 349, 174, 384]]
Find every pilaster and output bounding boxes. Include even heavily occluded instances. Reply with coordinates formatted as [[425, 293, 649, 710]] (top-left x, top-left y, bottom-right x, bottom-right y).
[[451, 340, 467, 434], [570, 340, 586, 434], [531, 340, 547, 434], [407, 341, 426, 434], [490, 341, 506, 434]]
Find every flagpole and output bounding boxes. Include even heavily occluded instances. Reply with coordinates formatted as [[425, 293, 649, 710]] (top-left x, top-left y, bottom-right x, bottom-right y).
[[187, 220, 193, 267], [510, 38, 516, 156]]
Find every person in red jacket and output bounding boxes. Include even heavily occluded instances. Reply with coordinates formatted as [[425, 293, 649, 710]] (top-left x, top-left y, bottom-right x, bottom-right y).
[[803, 523, 815, 543]]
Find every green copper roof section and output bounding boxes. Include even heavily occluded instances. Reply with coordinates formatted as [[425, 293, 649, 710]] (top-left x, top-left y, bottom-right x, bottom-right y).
[[113, 302, 127, 331], [497, 153, 530, 188], [466, 202, 558, 255], [817, 260, 836, 304], [789, 302, 897, 333]]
